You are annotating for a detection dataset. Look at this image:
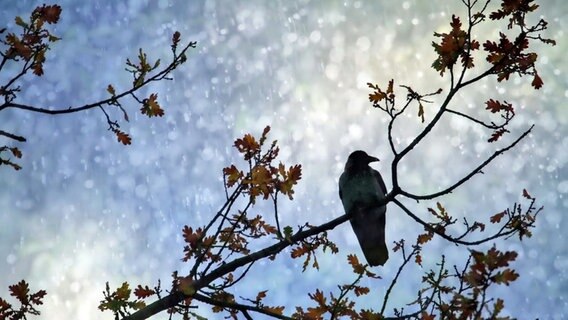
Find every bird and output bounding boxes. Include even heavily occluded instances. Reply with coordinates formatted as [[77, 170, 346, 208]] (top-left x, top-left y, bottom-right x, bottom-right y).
[[339, 150, 388, 266]]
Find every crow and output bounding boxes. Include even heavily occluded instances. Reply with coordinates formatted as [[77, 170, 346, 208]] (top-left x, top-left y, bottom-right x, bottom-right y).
[[339, 150, 388, 266]]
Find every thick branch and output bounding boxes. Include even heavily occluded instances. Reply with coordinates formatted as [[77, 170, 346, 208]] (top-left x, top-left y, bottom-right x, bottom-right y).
[[391, 87, 456, 191], [122, 193, 395, 320], [390, 66, 495, 191]]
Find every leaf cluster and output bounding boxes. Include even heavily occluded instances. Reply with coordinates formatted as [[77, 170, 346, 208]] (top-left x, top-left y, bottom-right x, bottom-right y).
[[0, 280, 46, 320], [0, 5, 197, 167]]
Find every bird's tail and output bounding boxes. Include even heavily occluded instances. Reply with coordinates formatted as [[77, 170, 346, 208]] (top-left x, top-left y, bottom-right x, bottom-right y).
[[361, 242, 388, 267], [350, 205, 388, 266]]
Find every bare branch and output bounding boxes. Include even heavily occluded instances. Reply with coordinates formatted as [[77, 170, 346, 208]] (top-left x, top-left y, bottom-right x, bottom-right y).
[[398, 125, 533, 200], [381, 245, 418, 314], [193, 293, 292, 320], [394, 199, 514, 246], [0, 42, 196, 115], [0, 130, 26, 142], [446, 108, 505, 129]]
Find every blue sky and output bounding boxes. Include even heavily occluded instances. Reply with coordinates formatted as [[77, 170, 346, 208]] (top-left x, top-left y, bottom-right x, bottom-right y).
[[1, 1, 566, 319]]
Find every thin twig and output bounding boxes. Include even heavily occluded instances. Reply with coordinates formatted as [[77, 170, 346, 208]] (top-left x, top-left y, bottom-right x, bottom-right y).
[[381, 245, 418, 314], [398, 125, 533, 200], [0, 130, 26, 142]]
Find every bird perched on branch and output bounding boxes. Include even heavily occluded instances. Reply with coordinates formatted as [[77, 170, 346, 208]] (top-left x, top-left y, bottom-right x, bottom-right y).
[[339, 150, 388, 266]]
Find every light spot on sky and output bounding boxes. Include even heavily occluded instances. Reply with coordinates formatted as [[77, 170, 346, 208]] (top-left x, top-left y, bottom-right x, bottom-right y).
[[84, 180, 94, 189], [356, 36, 371, 51], [309, 30, 321, 43]]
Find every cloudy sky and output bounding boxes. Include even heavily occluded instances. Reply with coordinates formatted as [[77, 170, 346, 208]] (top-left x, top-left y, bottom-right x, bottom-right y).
[[1, 1, 566, 319]]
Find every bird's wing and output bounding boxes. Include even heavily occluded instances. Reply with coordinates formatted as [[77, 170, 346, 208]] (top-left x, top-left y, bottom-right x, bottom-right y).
[[371, 168, 387, 196], [338, 172, 346, 200]]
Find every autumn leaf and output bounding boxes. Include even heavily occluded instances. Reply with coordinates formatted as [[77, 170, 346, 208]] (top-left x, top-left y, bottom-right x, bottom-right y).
[[115, 130, 132, 145], [431, 14, 471, 75], [234, 133, 260, 159], [6, 34, 32, 59], [522, 189, 532, 199], [532, 72, 543, 89], [488, 128, 507, 143], [134, 285, 155, 299], [359, 310, 382, 320], [255, 290, 267, 303], [392, 239, 404, 252], [291, 245, 308, 259], [250, 165, 273, 199], [417, 232, 433, 245], [182, 226, 202, 248], [9, 280, 30, 303], [263, 305, 285, 315], [347, 254, 365, 274], [370, 90, 386, 103], [485, 99, 501, 113], [29, 289, 46, 305], [387, 79, 395, 100], [15, 16, 27, 28], [223, 164, 243, 187], [471, 221, 486, 232], [178, 277, 195, 296], [172, 31, 181, 50], [415, 253, 422, 266], [491, 268, 519, 285], [279, 164, 302, 199], [48, 34, 60, 42], [33, 4, 62, 24], [421, 312, 436, 320], [10, 147, 22, 158], [115, 282, 131, 300], [490, 211, 506, 223], [353, 285, 370, 297], [492, 298, 505, 317], [261, 222, 277, 235], [141, 93, 164, 117], [417, 102, 425, 123], [107, 84, 116, 96], [309, 289, 327, 307], [259, 125, 271, 145]]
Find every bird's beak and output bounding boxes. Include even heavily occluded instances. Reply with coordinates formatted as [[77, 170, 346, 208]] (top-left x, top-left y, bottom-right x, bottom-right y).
[[367, 155, 380, 163]]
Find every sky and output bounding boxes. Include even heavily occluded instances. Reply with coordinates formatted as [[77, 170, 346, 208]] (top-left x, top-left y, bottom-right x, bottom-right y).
[[1, 0, 566, 319]]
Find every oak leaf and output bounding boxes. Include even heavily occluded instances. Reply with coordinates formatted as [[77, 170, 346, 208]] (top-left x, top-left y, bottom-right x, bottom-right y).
[[134, 285, 155, 299], [490, 211, 506, 223]]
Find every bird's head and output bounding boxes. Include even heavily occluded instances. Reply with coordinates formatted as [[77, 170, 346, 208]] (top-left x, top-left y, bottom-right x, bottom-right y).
[[345, 150, 379, 171]]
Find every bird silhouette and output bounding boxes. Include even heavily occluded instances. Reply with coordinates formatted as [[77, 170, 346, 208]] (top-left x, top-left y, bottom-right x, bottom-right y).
[[339, 150, 388, 266]]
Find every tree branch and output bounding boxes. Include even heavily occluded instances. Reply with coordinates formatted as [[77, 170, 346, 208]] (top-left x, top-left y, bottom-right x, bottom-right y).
[[0, 42, 195, 115], [398, 125, 533, 200], [192, 293, 292, 320], [393, 198, 516, 246], [0, 130, 26, 142], [121, 199, 390, 320], [446, 108, 504, 130], [381, 244, 418, 315]]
